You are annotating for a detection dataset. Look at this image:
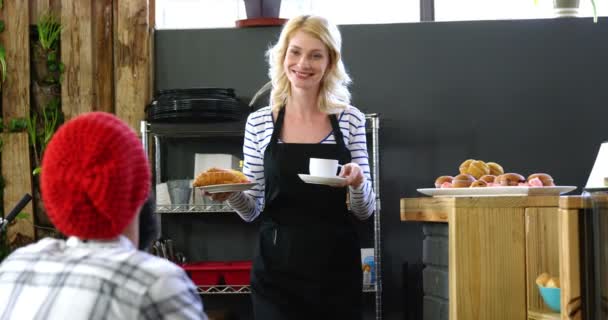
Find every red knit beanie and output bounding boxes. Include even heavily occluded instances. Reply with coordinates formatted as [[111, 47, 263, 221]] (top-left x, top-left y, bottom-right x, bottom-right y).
[[41, 112, 151, 239]]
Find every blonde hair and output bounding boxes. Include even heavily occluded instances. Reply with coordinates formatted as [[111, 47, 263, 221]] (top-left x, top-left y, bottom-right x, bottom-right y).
[[250, 15, 352, 114]]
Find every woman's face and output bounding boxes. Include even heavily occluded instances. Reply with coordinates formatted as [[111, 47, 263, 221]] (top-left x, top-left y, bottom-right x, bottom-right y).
[[283, 30, 330, 92]]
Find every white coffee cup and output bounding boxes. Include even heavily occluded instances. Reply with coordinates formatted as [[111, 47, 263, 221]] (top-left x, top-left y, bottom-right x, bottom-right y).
[[309, 158, 342, 177]]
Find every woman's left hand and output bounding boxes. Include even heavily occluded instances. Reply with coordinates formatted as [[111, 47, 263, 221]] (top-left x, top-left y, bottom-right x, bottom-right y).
[[338, 162, 364, 189]]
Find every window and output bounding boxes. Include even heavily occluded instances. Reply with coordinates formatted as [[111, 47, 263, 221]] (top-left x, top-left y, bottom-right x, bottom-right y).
[[155, 0, 420, 30], [434, 0, 607, 22]]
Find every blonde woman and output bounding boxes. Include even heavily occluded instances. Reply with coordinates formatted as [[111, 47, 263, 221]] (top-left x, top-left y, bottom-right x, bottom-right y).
[[215, 15, 375, 319]]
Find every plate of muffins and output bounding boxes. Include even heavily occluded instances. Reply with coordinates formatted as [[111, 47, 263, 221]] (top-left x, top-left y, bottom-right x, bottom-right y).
[[417, 159, 577, 197]]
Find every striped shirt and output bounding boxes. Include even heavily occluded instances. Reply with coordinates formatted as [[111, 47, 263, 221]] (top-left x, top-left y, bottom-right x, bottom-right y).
[[0, 236, 207, 320], [228, 105, 376, 222]]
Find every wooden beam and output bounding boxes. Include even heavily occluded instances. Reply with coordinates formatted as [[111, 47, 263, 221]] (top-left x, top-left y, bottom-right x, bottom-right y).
[[61, 0, 94, 120], [114, 0, 152, 132], [1, 0, 30, 121], [559, 208, 582, 320], [30, 0, 62, 25], [1, 133, 35, 242], [92, 0, 114, 114]]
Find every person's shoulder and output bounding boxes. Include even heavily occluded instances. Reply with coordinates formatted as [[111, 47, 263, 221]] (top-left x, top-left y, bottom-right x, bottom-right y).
[[134, 253, 199, 295], [134, 251, 187, 276], [0, 238, 65, 270], [7, 237, 65, 256], [340, 105, 365, 124], [247, 106, 272, 123]]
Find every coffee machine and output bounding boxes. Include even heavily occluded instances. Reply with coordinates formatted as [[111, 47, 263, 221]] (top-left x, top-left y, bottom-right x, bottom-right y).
[[581, 141, 608, 319]]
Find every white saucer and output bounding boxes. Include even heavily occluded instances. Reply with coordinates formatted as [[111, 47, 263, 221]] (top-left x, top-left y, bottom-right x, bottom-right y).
[[298, 174, 346, 186], [197, 182, 257, 194]]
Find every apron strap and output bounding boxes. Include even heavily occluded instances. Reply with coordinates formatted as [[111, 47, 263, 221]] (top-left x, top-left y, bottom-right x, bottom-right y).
[[329, 113, 347, 150], [271, 107, 346, 149], [269, 107, 285, 146]]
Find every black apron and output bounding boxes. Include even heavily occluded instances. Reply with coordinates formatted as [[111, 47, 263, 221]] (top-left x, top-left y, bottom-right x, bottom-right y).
[[250, 108, 362, 320]]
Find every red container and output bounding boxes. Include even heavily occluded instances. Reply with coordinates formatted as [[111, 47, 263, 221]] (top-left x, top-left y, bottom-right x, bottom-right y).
[[180, 261, 225, 286], [223, 261, 253, 286], [180, 261, 253, 287]]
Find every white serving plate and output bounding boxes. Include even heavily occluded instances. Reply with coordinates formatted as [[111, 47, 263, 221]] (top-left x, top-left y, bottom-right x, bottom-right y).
[[298, 174, 346, 187], [417, 186, 577, 197], [197, 182, 257, 194]]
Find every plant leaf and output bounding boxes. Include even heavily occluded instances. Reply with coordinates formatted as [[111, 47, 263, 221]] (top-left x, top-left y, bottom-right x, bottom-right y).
[[16, 212, 29, 220], [0, 43, 6, 82], [0, 20, 5, 33], [33, 167, 42, 176], [8, 118, 28, 132]]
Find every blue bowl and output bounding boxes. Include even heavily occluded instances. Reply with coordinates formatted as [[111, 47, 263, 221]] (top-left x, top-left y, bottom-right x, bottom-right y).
[[538, 285, 561, 312]]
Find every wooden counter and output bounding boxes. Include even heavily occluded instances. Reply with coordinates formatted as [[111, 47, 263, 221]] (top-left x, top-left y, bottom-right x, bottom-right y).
[[401, 195, 583, 320]]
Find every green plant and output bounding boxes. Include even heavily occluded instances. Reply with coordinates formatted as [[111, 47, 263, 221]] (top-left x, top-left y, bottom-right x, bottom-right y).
[[0, 212, 30, 261], [0, 43, 6, 83], [8, 118, 27, 132], [27, 99, 63, 173], [45, 50, 64, 84], [37, 12, 62, 51]]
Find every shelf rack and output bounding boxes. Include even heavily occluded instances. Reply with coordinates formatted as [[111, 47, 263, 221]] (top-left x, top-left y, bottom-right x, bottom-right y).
[[142, 113, 382, 319], [195, 284, 377, 295]]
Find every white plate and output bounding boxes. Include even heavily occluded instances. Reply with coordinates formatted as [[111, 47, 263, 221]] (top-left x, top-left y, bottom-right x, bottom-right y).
[[197, 183, 257, 194], [417, 186, 577, 197], [298, 174, 345, 186]]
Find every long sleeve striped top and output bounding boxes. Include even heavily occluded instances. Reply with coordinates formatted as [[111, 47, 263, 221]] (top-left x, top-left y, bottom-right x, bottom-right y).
[[227, 105, 376, 222]]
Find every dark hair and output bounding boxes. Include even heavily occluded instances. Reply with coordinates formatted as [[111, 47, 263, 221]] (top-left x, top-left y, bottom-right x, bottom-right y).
[[138, 193, 159, 251]]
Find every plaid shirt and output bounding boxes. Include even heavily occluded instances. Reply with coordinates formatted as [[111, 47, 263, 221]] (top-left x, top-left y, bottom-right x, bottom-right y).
[[0, 236, 207, 320]]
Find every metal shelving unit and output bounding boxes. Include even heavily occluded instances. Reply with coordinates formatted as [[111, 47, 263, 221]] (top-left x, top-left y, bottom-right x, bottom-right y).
[[196, 285, 251, 295], [156, 204, 234, 214], [141, 114, 382, 319]]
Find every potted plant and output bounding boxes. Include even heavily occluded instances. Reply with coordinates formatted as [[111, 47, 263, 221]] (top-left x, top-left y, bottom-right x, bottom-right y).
[[244, 0, 282, 18], [544, 0, 598, 21], [237, 0, 287, 27]]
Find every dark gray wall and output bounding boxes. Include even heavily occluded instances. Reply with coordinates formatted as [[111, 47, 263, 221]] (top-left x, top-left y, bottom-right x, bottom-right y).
[[155, 18, 608, 320]]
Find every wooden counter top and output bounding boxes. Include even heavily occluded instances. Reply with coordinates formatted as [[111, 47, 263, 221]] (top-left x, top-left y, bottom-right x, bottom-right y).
[[400, 196, 559, 222]]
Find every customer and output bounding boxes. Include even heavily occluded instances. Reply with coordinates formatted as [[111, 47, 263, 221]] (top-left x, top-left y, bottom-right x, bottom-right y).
[[211, 15, 376, 319], [0, 112, 206, 320], [139, 193, 160, 251]]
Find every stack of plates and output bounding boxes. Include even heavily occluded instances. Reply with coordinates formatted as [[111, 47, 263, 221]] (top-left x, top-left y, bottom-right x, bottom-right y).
[[147, 88, 249, 123]]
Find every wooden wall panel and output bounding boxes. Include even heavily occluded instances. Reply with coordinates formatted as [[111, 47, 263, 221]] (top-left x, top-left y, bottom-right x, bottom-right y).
[[61, 0, 94, 120], [114, 0, 152, 132], [1, 0, 30, 120], [559, 208, 582, 320], [1, 133, 35, 241], [30, 0, 62, 24], [92, 0, 114, 114]]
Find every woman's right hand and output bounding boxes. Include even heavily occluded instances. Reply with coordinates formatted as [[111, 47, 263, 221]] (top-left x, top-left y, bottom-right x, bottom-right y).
[[205, 191, 234, 202]]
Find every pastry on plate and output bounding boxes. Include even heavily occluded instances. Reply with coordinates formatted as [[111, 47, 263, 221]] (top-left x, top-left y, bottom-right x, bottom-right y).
[[192, 167, 250, 187], [452, 174, 476, 188], [527, 173, 555, 187], [496, 173, 525, 186], [459, 159, 490, 179]]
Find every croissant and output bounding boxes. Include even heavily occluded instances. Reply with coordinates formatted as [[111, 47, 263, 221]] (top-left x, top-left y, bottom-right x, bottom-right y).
[[459, 159, 490, 179], [192, 167, 250, 187]]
